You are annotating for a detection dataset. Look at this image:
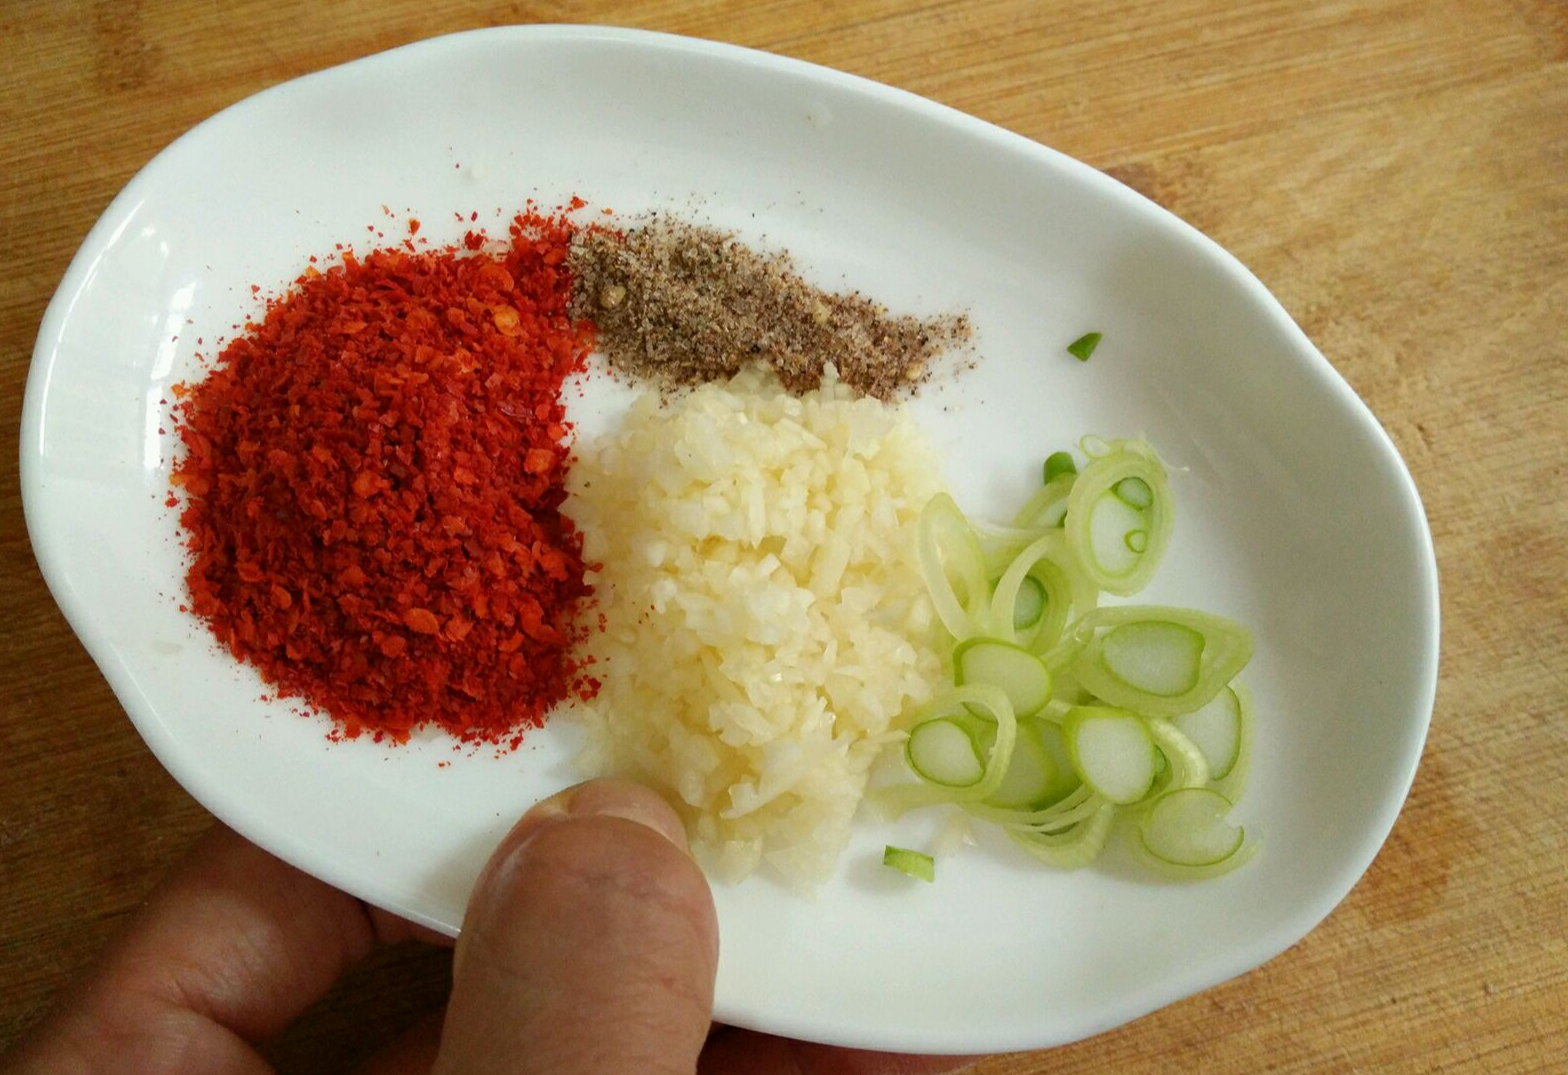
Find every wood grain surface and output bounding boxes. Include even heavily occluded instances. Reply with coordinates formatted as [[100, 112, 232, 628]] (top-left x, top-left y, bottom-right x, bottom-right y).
[[2, 2, 1564, 1072]]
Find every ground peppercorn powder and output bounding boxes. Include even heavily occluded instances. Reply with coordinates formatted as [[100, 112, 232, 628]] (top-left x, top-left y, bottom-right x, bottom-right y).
[[568, 217, 971, 400]]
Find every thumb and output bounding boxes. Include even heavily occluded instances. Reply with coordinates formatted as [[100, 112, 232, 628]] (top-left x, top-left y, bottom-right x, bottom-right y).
[[432, 779, 719, 1075]]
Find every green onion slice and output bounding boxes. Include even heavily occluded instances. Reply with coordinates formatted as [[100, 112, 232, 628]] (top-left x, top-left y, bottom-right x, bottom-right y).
[[1173, 684, 1244, 781], [1210, 682, 1255, 803], [1009, 801, 1116, 868], [1043, 451, 1078, 484], [1062, 705, 1158, 804], [917, 493, 990, 641], [977, 717, 1081, 811], [955, 637, 1053, 719], [1013, 473, 1076, 530], [1064, 439, 1173, 595], [1012, 575, 1047, 630], [988, 532, 1097, 651], [1067, 332, 1103, 362], [906, 715, 987, 788], [882, 684, 1018, 814], [883, 845, 936, 882], [1139, 788, 1247, 870], [967, 780, 1097, 830], [1068, 605, 1253, 718], [1144, 717, 1212, 800]]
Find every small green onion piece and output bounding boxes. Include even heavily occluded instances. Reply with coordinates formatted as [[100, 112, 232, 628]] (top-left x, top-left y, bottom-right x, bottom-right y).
[[1125, 529, 1149, 553], [1139, 788, 1244, 868], [883, 845, 935, 882], [1043, 451, 1078, 484], [1114, 477, 1153, 509], [1012, 575, 1047, 630], [1067, 332, 1102, 362]]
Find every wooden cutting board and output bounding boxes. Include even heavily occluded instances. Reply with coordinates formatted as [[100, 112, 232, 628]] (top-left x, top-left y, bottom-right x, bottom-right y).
[[1, 2, 1563, 1072]]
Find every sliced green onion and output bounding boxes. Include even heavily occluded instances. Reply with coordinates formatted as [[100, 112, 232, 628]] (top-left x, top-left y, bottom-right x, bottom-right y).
[[992, 793, 1100, 833], [1129, 833, 1260, 881], [1013, 473, 1075, 530], [988, 533, 1096, 652], [967, 781, 1093, 829], [1009, 801, 1115, 868], [882, 684, 1017, 814], [1043, 451, 1078, 484], [899, 433, 1259, 882], [982, 538, 1036, 579], [1069, 605, 1253, 717], [1012, 575, 1047, 630], [1064, 439, 1173, 595], [1173, 685, 1243, 781], [1039, 629, 1090, 675], [1101, 620, 1205, 696], [1067, 332, 1102, 362], [1039, 697, 1078, 724], [917, 494, 990, 641], [883, 845, 935, 882], [1144, 717, 1211, 798], [906, 716, 986, 788], [1079, 434, 1114, 458], [956, 637, 1053, 719], [982, 718, 1079, 810], [1139, 788, 1245, 868], [1088, 493, 1145, 575], [1211, 682, 1255, 803], [1062, 705, 1157, 804]]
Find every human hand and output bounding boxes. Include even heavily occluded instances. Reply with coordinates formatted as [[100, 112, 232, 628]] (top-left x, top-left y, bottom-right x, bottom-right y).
[[5, 779, 980, 1074]]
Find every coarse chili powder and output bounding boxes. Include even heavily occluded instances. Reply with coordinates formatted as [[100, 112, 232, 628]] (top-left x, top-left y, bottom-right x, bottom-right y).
[[171, 206, 599, 746]]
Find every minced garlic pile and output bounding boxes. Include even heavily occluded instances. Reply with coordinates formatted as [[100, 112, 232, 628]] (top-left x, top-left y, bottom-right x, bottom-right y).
[[565, 366, 945, 890]]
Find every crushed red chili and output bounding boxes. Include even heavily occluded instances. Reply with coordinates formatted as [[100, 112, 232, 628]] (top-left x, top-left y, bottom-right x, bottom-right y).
[[173, 207, 597, 746]]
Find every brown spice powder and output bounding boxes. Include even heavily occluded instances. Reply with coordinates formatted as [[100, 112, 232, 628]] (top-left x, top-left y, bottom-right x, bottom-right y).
[[569, 218, 969, 400]]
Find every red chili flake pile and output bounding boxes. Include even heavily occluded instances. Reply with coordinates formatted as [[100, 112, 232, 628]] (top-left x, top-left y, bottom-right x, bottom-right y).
[[171, 206, 598, 746]]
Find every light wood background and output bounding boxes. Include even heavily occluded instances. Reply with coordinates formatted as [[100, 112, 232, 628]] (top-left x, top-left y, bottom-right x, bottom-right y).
[[2, 2, 1564, 1072]]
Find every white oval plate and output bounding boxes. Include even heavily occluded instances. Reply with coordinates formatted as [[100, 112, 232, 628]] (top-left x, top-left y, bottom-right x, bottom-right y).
[[21, 26, 1438, 1055]]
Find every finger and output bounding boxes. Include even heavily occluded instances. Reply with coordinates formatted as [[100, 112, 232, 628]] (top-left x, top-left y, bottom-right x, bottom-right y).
[[432, 779, 718, 1075], [699, 1030, 982, 1075], [8, 825, 403, 1075]]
